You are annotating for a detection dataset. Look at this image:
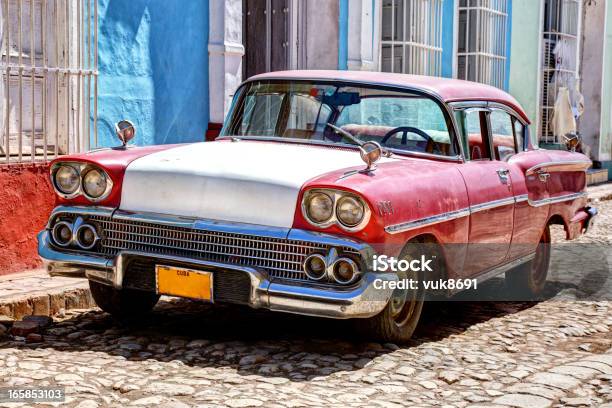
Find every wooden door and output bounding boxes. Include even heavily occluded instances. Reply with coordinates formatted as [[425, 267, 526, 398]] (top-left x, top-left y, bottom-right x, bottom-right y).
[[243, 0, 288, 79]]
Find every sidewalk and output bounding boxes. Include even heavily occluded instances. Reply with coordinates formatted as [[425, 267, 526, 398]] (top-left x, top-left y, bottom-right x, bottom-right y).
[[1, 181, 611, 320], [0, 269, 92, 319]]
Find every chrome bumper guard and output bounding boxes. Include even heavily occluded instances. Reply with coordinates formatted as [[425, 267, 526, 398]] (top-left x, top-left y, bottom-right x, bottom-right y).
[[583, 206, 598, 233], [38, 223, 395, 319]]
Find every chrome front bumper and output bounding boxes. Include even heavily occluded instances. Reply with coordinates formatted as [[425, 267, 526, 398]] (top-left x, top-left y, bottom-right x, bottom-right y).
[[38, 230, 396, 319]]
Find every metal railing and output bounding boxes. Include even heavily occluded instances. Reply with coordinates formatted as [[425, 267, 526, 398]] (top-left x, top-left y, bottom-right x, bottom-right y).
[[539, 0, 581, 144], [0, 0, 97, 164], [380, 0, 444, 76], [457, 0, 508, 89]]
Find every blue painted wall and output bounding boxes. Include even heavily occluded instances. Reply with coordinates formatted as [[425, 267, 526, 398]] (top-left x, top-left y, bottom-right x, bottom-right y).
[[95, 0, 209, 147], [338, 0, 348, 69], [441, 0, 455, 78]]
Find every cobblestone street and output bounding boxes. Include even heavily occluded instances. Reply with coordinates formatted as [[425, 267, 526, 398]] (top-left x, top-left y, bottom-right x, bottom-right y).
[[0, 198, 611, 408]]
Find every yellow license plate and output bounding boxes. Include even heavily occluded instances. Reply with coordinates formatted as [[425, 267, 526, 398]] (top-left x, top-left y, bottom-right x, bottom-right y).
[[156, 265, 213, 301]]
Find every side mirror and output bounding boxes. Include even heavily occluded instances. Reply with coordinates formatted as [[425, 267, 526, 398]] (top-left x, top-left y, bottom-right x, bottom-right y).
[[115, 120, 136, 147]]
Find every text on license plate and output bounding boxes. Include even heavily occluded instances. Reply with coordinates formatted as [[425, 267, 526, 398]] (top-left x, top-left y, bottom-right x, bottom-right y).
[[155, 265, 213, 301]]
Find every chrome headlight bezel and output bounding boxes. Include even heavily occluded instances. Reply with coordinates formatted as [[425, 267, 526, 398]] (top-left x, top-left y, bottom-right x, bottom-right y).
[[301, 189, 371, 232], [50, 162, 113, 202], [51, 164, 81, 198], [304, 191, 335, 226], [82, 168, 108, 200], [336, 195, 366, 228]]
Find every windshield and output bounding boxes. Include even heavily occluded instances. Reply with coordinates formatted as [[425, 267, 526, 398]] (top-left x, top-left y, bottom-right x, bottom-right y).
[[221, 81, 456, 156]]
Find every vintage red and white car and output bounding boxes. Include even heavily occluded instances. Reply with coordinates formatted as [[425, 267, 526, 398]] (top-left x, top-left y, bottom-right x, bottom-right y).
[[39, 71, 597, 342]]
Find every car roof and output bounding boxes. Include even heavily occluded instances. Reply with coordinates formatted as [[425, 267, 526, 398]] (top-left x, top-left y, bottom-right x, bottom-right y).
[[248, 70, 530, 123]]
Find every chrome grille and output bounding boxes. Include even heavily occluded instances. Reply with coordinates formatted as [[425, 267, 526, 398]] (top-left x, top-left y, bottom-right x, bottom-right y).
[[66, 214, 359, 282]]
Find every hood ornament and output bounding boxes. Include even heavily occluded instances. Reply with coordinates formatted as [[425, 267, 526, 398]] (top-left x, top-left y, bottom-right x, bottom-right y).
[[115, 120, 136, 149], [359, 141, 383, 172]]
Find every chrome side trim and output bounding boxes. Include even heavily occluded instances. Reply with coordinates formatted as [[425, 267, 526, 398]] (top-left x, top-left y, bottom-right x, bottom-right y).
[[527, 191, 588, 208], [525, 160, 591, 176], [514, 194, 529, 203], [385, 208, 471, 234], [385, 194, 531, 234], [385, 189, 587, 234], [469, 197, 516, 214]]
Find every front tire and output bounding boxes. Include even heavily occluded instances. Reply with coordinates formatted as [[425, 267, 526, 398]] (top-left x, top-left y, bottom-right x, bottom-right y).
[[357, 241, 432, 343], [89, 280, 160, 320], [505, 224, 551, 298]]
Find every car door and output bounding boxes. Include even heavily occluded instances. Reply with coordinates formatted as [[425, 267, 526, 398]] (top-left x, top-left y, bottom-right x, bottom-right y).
[[455, 108, 515, 276], [505, 115, 551, 259]]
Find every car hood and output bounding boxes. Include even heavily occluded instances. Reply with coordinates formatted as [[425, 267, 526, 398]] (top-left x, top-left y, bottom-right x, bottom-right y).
[[120, 140, 394, 228]]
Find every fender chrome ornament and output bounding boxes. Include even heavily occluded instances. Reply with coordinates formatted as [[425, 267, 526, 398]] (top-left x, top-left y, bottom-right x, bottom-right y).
[[115, 120, 136, 148]]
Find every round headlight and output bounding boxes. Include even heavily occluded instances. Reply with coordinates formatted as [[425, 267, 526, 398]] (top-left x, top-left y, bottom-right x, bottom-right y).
[[336, 196, 365, 227], [305, 192, 334, 224], [54, 165, 80, 195], [82, 169, 107, 199]]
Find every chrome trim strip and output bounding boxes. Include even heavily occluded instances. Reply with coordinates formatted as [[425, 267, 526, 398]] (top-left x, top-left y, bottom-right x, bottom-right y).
[[113, 209, 291, 240], [385, 208, 471, 234], [525, 160, 591, 176], [514, 194, 529, 203], [386, 193, 545, 234], [527, 191, 588, 208], [469, 197, 516, 214]]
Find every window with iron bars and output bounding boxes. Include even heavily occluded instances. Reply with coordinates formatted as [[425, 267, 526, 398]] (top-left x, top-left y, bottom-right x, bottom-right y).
[[457, 0, 508, 89], [539, 0, 581, 144], [0, 0, 97, 164], [380, 0, 444, 76]]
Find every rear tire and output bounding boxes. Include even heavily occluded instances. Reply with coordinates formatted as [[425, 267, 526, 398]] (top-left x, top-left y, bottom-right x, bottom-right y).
[[505, 224, 551, 298], [89, 280, 160, 320]]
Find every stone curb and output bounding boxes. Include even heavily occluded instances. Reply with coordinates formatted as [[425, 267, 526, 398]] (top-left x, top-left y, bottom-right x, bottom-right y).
[[0, 282, 94, 320]]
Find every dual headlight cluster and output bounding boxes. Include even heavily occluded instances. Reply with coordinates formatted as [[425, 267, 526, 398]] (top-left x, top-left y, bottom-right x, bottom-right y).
[[302, 189, 370, 231], [52, 163, 112, 202]]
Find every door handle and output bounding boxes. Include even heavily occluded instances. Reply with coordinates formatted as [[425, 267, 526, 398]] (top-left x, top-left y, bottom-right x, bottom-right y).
[[536, 169, 550, 182], [496, 168, 510, 184]]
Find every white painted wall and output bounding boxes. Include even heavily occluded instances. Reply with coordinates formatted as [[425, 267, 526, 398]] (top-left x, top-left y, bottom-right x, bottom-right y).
[[208, 0, 244, 125], [579, 0, 605, 160]]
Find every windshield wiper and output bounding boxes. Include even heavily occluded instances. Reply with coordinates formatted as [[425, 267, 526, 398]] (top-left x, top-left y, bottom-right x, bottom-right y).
[[325, 123, 363, 146]]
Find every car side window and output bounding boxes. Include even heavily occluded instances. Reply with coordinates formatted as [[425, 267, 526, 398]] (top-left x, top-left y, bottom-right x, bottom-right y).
[[489, 109, 517, 161], [513, 119, 525, 152], [462, 110, 491, 161]]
